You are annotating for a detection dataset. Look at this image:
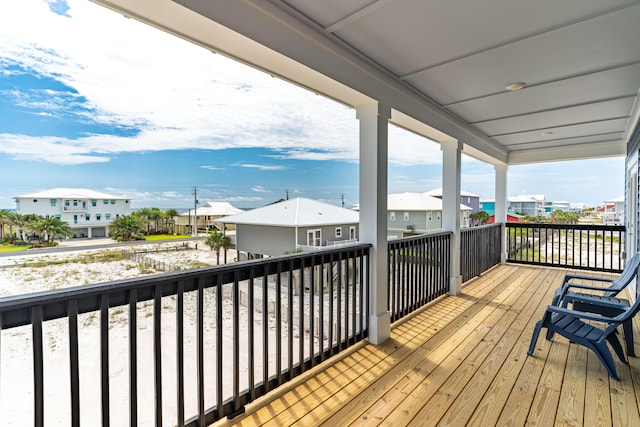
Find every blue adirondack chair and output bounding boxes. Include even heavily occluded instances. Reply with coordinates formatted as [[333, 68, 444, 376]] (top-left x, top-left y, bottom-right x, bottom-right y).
[[527, 264, 640, 380], [551, 253, 640, 356]]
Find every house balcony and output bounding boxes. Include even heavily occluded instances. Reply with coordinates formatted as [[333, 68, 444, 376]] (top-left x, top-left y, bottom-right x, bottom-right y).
[[0, 222, 629, 426]]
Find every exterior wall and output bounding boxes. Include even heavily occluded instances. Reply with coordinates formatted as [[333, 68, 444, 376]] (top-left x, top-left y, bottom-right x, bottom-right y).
[[296, 224, 359, 246], [626, 121, 640, 258], [480, 201, 496, 216], [387, 210, 468, 238], [16, 196, 130, 238], [235, 224, 296, 256]]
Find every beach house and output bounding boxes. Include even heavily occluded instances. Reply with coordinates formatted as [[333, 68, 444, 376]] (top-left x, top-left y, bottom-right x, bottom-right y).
[[13, 188, 131, 238], [217, 197, 358, 257], [175, 201, 243, 234], [4, 2, 640, 426], [424, 187, 481, 213]]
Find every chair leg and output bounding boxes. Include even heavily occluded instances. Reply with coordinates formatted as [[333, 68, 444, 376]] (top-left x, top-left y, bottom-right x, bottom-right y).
[[528, 320, 544, 356], [623, 319, 635, 357], [606, 333, 628, 365], [593, 341, 620, 381]]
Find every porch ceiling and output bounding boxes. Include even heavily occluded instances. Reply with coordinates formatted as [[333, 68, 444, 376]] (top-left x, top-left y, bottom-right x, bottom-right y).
[[92, 0, 640, 165]]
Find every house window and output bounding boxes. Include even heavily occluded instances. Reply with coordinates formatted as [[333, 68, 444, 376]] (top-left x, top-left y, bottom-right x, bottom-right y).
[[50, 199, 56, 207], [403, 212, 410, 221], [65, 200, 70, 207], [110, 200, 116, 205], [307, 229, 321, 246], [91, 200, 97, 207], [85, 214, 90, 221], [33, 199, 38, 203], [73, 200, 78, 207], [335, 227, 342, 238], [437, 213, 441, 220], [390, 212, 396, 221], [428, 212, 432, 221], [103, 200, 108, 204], [349, 226, 356, 240], [96, 214, 102, 221], [105, 213, 111, 220], [54, 214, 61, 219]]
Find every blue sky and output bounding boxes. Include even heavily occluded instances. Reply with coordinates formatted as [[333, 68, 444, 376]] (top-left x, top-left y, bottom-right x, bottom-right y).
[[0, 0, 625, 210]]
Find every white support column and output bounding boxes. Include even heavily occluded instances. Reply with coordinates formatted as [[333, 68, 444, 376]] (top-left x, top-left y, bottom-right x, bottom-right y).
[[494, 163, 508, 263], [441, 140, 462, 295], [87, 227, 92, 238], [357, 102, 391, 345]]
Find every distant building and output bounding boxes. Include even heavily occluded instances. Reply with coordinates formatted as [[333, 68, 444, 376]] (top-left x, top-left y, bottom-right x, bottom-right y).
[[217, 198, 359, 257], [507, 195, 546, 217], [487, 213, 526, 224], [176, 201, 243, 233], [479, 200, 495, 216], [423, 188, 481, 213], [14, 188, 131, 238], [385, 192, 472, 238], [600, 196, 624, 224]]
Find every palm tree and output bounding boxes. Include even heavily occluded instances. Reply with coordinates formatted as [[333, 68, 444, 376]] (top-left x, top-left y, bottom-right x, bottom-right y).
[[164, 208, 179, 234], [148, 208, 164, 234], [108, 214, 144, 241], [28, 216, 73, 244], [0, 209, 13, 241], [134, 207, 153, 235], [205, 231, 231, 265]]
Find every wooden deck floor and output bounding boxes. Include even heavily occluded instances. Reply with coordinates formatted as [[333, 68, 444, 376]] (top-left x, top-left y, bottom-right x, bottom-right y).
[[214, 264, 640, 426]]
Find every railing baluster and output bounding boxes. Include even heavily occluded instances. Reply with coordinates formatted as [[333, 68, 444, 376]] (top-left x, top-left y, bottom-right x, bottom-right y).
[[196, 278, 205, 427], [176, 281, 185, 427], [129, 288, 138, 427], [248, 272, 255, 401], [153, 286, 162, 426], [32, 306, 44, 427], [232, 271, 240, 412], [275, 263, 282, 384], [215, 274, 223, 415], [99, 294, 111, 426], [68, 300, 80, 427]]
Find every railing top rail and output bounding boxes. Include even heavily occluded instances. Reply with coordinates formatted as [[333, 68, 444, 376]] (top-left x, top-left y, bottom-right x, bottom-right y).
[[388, 230, 453, 246], [0, 243, 372, 329], [461, 223, 503, 231], [506, 223, 625, 231]]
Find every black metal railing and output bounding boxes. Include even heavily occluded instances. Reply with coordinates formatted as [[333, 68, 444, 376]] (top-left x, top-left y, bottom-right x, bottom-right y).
[[387, 232, 451, 322], [506, 223, 625, 272], [0, 244, 370, 426], [460, 223, 503, 282]]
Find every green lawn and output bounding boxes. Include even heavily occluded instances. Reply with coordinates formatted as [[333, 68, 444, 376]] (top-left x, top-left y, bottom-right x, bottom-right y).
[[144, 234, 191, 241], [0, 245, 29, 253]]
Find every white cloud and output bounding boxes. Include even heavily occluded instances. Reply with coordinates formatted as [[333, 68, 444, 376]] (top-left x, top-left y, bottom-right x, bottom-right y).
[[251, 185, 269, 193], [233, 163, 288, 171]]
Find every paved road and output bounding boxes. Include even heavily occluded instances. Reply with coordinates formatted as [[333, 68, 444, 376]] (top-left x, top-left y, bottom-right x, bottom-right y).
[[0, 236, 203, 259]]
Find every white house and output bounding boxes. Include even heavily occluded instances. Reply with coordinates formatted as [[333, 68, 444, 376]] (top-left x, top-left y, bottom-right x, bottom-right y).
[[14, 188, 131, 238], [217, 197, 359, 257], [385, 192, 472, 238], [176, 201, 244, 233], [601, 196, 624, 224], [507, 195, 547, 217], [423, 188, 481, 213]]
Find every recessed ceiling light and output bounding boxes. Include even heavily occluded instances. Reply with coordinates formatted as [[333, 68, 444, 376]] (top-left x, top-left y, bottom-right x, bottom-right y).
[[505, 82, 526, 91], [541, 131, 554, 136]]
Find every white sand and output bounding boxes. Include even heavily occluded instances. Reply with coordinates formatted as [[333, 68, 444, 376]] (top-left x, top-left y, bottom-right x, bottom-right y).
[[0, 243, 284, 426]]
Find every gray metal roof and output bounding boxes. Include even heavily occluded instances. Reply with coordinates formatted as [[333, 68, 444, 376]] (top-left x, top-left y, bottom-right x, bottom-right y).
[[217, 197, 358, 227]]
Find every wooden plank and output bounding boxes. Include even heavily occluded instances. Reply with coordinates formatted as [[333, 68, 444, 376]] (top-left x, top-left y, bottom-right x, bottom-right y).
[[373, 268, 545, 426], [436, 269, 561, 426], [466, 268, 563, 427], [556, 343, 587, 426], [610, 354, 640, 427], [284, 265, 521, 426], [583, 352, 611, 427]]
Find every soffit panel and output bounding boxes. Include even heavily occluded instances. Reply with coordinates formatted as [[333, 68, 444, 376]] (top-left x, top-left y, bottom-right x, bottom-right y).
[[494, 119, 628, 146], [476, 98, 636, 137]]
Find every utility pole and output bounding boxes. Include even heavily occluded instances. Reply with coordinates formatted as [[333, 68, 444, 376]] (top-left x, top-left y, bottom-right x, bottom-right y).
[[341, 193, 345, 208], [286, 189, 289, 200], [192, 187, 199, 237]]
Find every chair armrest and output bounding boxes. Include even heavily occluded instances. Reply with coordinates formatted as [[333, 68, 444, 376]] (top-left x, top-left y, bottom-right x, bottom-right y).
[[546, 304, 621, 324], [562, 274, 614, 286]]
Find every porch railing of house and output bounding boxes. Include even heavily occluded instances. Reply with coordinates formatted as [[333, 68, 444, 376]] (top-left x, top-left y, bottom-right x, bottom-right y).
[[460, 223, 503, 283], [506, 223, 626, 273], [387, 231, 451, 322], [0, 244, 370, 426]]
